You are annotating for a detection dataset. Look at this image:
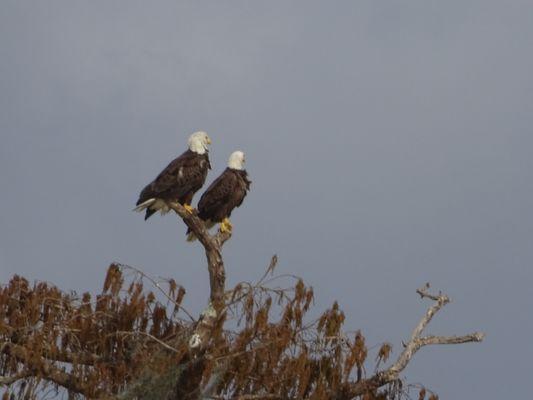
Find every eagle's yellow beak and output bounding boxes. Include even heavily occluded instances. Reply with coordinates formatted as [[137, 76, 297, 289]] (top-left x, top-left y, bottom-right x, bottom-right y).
[[206, 137, 212, 145]]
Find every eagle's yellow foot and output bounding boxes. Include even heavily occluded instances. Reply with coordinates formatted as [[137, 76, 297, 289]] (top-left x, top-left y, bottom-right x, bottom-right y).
[[183, 204, 194, 214], [219, 218, 233, 233]]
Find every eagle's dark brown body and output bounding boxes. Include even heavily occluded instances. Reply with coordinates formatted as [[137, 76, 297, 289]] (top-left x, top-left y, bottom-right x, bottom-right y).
[[136, 150, 211, 220], [196, 168, 251, 224]]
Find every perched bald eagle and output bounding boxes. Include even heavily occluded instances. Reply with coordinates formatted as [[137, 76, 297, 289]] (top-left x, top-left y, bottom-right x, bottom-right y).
[[134, 131, 211, 220], [187, 151, 250, 241]]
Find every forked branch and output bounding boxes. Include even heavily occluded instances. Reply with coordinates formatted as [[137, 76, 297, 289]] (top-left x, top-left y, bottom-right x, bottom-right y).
[[168, 201, 231, 352], [340, 283, 485, 399]]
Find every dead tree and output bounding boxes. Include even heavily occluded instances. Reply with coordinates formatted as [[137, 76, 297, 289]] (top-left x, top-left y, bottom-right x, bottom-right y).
[[0, 201, 484, 400]]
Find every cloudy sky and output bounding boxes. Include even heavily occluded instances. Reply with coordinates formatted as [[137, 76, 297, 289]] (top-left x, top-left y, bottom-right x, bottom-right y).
[[1, 1, 532, 398]]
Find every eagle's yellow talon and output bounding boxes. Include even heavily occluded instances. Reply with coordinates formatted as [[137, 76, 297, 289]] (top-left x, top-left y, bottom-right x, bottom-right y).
[[219, 218, 233, 233], [183, 204, 195, 214]]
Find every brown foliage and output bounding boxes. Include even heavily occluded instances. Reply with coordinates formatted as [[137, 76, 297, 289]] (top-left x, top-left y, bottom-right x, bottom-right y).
[[0, 266, 190, 399], [0, 264, 402, 400]]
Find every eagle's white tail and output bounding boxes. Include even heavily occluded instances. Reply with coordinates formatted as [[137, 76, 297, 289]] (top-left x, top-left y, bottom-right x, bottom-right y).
[[133, 198, 156, 212], [133, 199, 171, 215]]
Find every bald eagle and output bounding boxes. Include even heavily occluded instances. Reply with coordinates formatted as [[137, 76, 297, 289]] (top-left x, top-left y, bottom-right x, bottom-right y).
[[187, 151, 250, 241], [134, 131, 211, 220]]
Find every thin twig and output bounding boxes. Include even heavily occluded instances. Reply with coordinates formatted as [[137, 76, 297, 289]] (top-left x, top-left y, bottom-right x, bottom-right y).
[[113, 331, 181, 353], [117, 262, 196, 322]]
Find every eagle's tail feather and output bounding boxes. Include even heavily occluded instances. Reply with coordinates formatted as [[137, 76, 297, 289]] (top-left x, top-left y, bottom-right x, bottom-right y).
[[144, 209, 156, 220], [133, 198, 156, 212]]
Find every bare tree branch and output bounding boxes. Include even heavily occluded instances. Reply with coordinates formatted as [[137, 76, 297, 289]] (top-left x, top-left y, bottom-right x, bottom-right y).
[[416, 282, 446, 302], [168, 201, 230, 310], [388, 284, 450, 376], [339, 284, 485, 399], [418, 333, 485, 346]]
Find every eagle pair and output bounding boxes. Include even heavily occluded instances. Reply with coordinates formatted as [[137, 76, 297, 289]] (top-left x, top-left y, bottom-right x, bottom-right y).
[[134, 131, 251, 239]]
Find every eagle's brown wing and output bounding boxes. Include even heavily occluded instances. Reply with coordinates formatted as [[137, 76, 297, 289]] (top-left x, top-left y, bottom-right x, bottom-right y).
[[137, 150, 210, 206], [197, 168, 249, 222], [233, 170, 251, 209]]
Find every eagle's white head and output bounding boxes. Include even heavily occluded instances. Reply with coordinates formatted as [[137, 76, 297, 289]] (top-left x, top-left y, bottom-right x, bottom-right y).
[[188, 131, 211, 154], [228, 150, 245, 170]]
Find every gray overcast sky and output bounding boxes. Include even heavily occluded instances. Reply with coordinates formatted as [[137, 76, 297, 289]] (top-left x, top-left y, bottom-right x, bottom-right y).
[[1, 1, 532, 398]]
